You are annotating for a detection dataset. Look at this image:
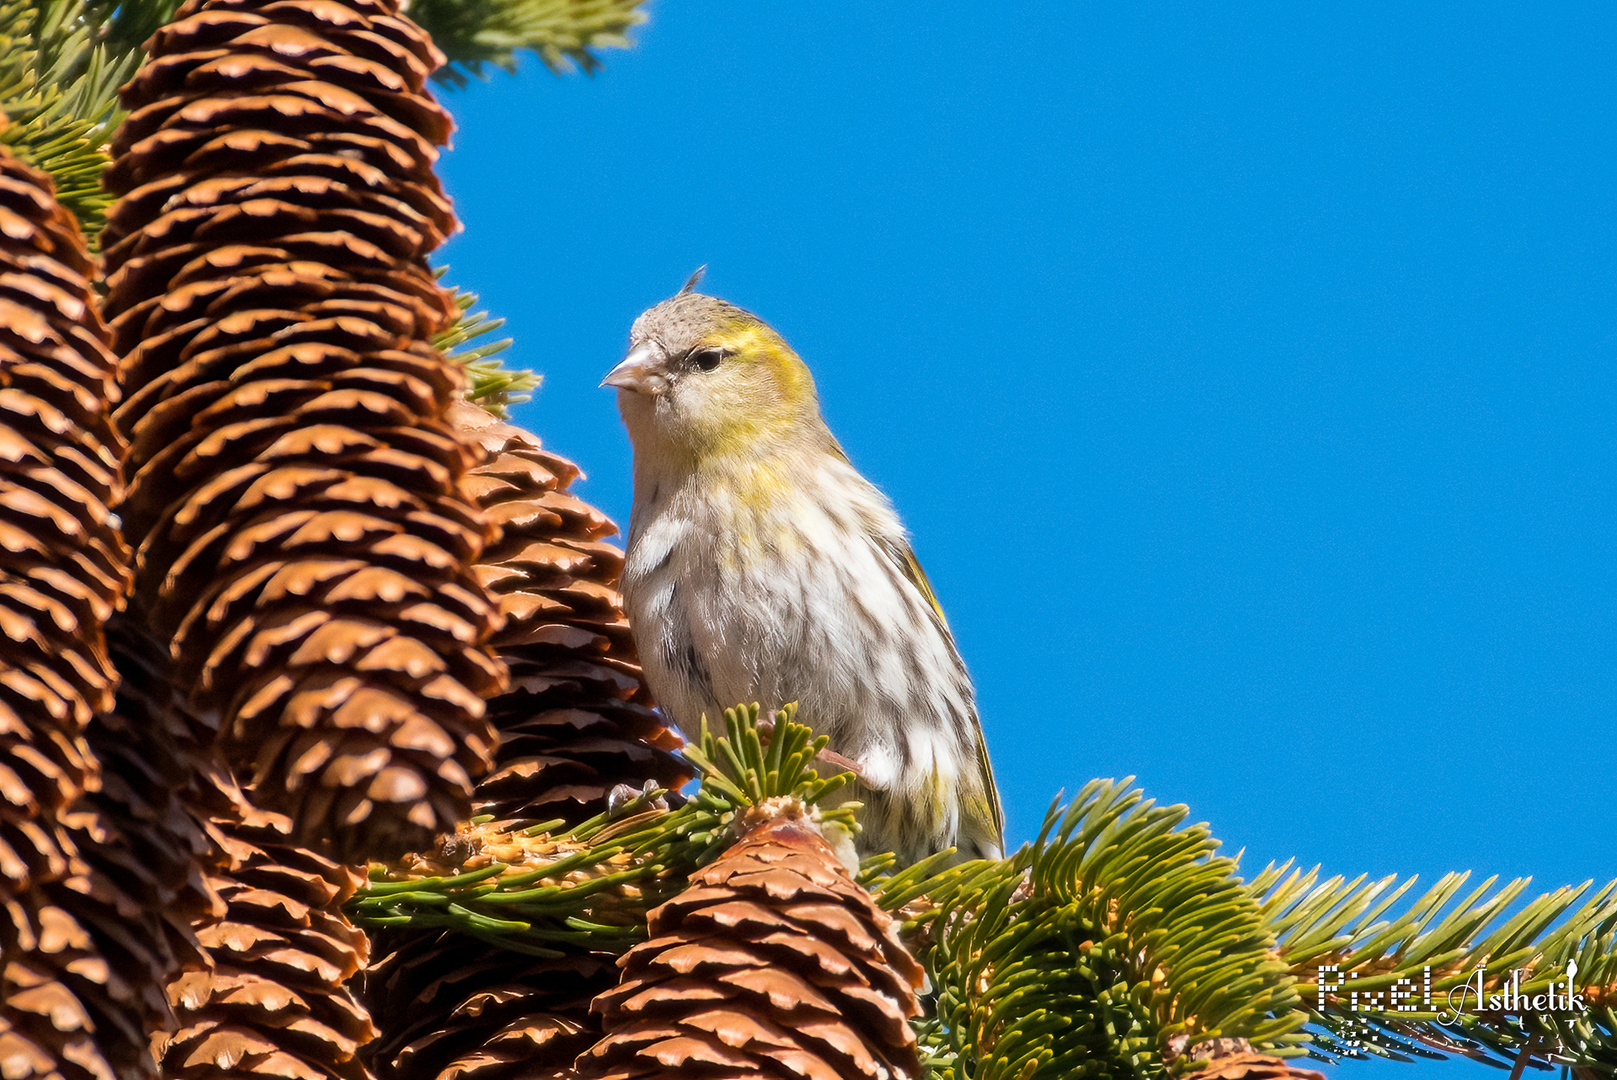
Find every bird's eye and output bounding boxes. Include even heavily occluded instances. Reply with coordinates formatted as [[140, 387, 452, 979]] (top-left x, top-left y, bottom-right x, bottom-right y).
[[690, 348, 723, 372]]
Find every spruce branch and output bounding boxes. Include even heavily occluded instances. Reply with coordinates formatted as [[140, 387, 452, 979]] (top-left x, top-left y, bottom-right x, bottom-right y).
[[403, 0, 647, 86], [0, 0, 172, 240], [871, 780, 1309, 1080], [434, 274, 539, 415], [1256, 863, 1617, 1074], [350, 704, 858, 953]]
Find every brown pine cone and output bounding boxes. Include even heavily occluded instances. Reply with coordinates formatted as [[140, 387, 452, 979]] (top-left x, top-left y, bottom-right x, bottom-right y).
[[98, 0, 506, 861], [580, 806, 924, 1080]]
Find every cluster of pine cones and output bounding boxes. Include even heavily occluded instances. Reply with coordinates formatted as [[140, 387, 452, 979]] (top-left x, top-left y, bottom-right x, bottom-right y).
[[0, 2, 935, 1079]]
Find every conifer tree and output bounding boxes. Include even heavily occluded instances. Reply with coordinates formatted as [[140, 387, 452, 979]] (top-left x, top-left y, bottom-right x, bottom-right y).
[[1, 3, 1613, 1079]]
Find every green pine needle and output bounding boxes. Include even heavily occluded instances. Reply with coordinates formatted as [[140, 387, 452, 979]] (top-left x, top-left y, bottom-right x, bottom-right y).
[[0, 0, 173, 241], [870, 780, 1308, 1080], [434, 276, 539, 416], [1257, 862, 1617, 1071], [404, 0, 647, 87], [349, 704, 858, 951]]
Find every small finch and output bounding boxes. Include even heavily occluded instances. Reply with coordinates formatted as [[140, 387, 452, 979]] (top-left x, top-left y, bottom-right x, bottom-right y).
[[603, 275, 1004, 865]]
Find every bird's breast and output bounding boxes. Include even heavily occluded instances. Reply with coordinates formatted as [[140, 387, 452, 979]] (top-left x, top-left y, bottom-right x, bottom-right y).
[[622, 461, 975, 793], [625, 473, 844, 709]]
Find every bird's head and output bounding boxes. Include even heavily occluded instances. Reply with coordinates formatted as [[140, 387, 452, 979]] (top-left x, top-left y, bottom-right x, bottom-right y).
[[604, 287, 828, 469]]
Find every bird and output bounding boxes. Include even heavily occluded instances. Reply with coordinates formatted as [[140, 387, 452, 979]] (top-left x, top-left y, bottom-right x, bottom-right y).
[[602, 273, 1004, 865]]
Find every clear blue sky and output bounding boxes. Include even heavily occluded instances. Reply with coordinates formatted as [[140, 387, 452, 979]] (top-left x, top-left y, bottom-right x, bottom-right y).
[[433, 4, 1615, 1074]]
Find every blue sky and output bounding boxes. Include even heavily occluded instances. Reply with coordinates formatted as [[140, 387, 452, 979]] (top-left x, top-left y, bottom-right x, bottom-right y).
[[433, 4, 1615, 1073]]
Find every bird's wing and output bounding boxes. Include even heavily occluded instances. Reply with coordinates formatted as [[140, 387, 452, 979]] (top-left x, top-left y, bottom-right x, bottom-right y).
[[877, 534, 1007, 850], [882, 534, 951, 631]]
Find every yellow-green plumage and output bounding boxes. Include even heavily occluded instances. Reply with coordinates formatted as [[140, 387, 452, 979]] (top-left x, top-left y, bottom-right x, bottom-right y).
[[605, 284, 1004, 865]]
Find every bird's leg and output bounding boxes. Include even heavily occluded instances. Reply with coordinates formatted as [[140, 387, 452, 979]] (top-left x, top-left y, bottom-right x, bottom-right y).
[[814, 746, 868, 781], [605, 778, 670, 816], [754, 716, 869, 782]]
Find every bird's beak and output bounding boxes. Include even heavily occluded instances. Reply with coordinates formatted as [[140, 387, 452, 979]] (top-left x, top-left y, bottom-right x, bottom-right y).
[[602, 344, 665, 395]]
